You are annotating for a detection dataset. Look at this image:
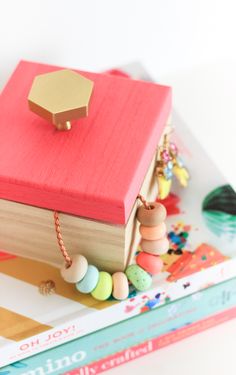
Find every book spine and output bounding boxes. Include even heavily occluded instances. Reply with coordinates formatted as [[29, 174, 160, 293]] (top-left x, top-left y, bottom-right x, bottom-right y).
[[1, 257, 236, 368], [2, 276, 236, 375], [65, 306, 236, 375]]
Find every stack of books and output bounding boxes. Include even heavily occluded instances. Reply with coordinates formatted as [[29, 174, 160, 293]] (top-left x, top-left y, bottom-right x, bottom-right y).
[[1, 65, 236, 374]]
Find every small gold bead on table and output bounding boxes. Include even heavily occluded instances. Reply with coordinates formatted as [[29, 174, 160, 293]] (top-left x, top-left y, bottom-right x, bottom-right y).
[[39, 280, 56, 296]]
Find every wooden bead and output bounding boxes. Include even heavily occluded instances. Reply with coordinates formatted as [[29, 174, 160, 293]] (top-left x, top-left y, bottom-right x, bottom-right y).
[[140, 237, 169, 255], [139, 223, 166, 240], [112, 272, 129, 300], [76, 265, 99, 294], [137, 202, 167, 226], [125, 264, 152, 291], [91, 271, 113, 301], [136, 252, 163, 274], [61, 254, 88, 283]]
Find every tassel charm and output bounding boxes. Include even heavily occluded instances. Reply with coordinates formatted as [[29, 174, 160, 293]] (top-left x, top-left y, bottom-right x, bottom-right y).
[[156, 135, 189, 199], [157, 175, 172, 200], [173, 164, 189, 187], [170, 143, 189, 187]]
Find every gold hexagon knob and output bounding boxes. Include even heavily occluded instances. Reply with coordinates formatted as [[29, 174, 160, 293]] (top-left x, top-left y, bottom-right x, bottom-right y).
[[28, 69, 94, 131]]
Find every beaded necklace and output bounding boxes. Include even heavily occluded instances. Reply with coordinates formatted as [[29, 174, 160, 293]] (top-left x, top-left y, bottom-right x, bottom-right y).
[[55, 194, 168, 301]]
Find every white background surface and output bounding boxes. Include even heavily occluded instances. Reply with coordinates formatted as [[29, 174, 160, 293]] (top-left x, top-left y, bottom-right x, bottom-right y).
[[1, 1, 236, 373]]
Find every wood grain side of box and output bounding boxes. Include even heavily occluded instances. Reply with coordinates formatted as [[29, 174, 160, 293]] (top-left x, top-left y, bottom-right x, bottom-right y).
[[0, 198, 123, 272]]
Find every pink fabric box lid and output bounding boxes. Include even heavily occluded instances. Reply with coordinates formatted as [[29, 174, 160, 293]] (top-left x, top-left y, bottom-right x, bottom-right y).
[[0, 61, 171, 224]]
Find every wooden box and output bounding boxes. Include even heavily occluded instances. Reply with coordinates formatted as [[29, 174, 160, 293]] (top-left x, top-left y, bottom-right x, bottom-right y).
[[0, 61, 171, 272]]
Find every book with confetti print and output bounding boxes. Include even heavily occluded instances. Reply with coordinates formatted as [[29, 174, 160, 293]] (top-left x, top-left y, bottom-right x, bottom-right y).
[[1, 66, 236, 367], [1, 276, 236, 375]]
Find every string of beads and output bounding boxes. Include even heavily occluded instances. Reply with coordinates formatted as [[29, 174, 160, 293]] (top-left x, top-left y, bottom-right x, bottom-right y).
[[57, 195, 169, 301]]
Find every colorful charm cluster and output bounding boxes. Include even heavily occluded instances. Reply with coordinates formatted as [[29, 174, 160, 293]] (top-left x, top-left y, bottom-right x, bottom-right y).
[[168, 231, 189, 255], [156, 138, 189, 200], [59, 202, 169, 302], [168, 225, 190, 255]]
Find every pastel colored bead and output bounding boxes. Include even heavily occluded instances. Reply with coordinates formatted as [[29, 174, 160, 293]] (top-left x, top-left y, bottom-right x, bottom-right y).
[[125, 264, 152, 291], [91, 271, 113, 301], [136, 252, 163, 275], [112, 272, 129, 300], [137, 202, 167, 226], [140, 237, 169, 255], [139, 222, 166, 240], [76, 265, 99, 294], [61, 254, 88, 283]]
